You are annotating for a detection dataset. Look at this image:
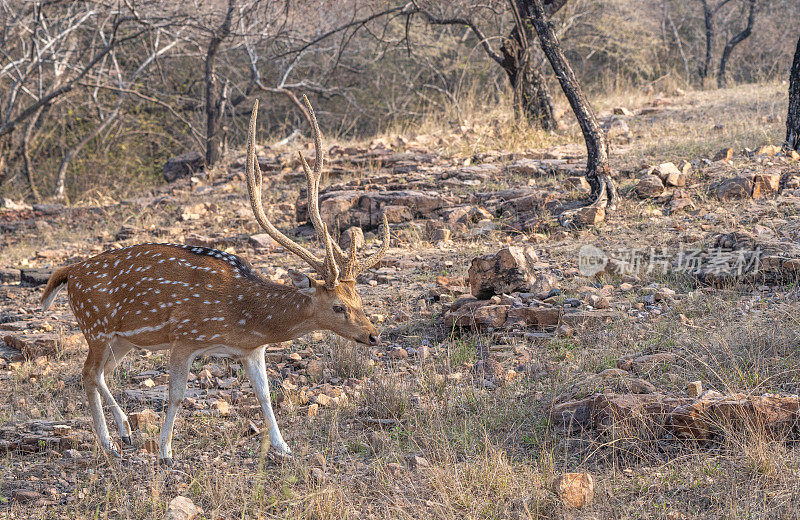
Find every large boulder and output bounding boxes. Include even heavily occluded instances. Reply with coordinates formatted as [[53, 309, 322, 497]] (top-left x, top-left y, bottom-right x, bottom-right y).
[[163, 151, 204, 182], [468, 247, 551, 299]]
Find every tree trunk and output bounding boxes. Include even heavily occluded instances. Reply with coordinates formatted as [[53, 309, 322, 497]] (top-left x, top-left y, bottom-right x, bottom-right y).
[[700, 0, 714, 80], [499, 24, 557, 130], [785, 36, 800, 152], [204, 0, 235, 168], [526, 0, 618, 209], [717, 0, 757, 88]]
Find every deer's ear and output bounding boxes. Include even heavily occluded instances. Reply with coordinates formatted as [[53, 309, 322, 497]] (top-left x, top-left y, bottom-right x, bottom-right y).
[[288, 270, 317, 294]]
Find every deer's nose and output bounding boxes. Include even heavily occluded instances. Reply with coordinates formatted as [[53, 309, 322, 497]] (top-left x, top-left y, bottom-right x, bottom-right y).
[[368, 333, 380, 346]]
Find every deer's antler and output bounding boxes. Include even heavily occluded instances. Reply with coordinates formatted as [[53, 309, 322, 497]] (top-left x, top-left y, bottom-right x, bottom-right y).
[[246, 97, 390, 288]]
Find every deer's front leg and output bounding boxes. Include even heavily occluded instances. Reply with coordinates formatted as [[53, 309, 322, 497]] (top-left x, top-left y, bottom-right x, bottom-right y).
[[241, 346, 291, 456], [159, 344, 192, 466]]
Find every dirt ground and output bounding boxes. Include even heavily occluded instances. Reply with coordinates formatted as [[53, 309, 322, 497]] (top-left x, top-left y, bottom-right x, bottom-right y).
[[2, 82, 800, 519]]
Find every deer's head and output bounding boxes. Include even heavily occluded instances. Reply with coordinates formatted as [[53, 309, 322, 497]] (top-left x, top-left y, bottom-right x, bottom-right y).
[[246, 97, 389, 347]]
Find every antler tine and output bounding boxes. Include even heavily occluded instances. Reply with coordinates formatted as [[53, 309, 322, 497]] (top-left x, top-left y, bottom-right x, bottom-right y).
[[246, 100, 327, 278], [321, 223, 340, 289], [353, 213, 391, 277], [297, 95, 351, 282]]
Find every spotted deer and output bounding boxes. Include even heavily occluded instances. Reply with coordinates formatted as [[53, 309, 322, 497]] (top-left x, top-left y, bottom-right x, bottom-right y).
[[41, 97, 389, 465]]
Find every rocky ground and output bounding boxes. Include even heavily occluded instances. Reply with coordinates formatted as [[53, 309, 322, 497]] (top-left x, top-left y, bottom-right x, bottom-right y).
[[1, 82, 800, 519]]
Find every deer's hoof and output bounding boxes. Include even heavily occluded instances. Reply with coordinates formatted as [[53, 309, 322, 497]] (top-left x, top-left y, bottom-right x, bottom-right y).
[[159, 457, 174, 468], [121, 435, 132, 446]]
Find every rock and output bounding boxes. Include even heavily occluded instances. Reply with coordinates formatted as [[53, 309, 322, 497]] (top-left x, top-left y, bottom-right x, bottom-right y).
[[713, 177, 752, 201], [553, 473, 594, 509], [212, 400, 231, 416], [389, 347, 409, 360], [163, 151, 204, 182], [180, 203, 207, 221], [755, 144, 781, 156], [307, 403, 319, 417], [653, 162, 687, 187], [0, 268, 19, 283], [565, 176, 591, 191], [3, 332, 81, 358], [635, 174, 665, 198], [382, 204, 413, 223], [416, 345, 430, 360], [128, 408, 161, 432], [751, 173, 780, 198], [11, 489, 44, 504], [339, 227, 365, 251], [163, 496, 202, 520], [619, 282, 633, 292], [471, 358, 505, 380], [712, 147, 734, 162], [508, 306, 561, 328], [602, 116, 632, 143], [2, 198, 33, 211], [431, 228, 451, 242], [588, 295, 610, 309], [248, 234, 276, 252], [468, 247, 545, 299], [506, 159, 542, 176], [20, 268, 53, 286], [305, 359, 324, 380], [444, 302, 509, 331], [687, 381, 702, 397], [617, 352, 676, 372], [405, 454, 430, 470], [613, 107, 633, 116], [576, 206, 605, 226], [315, 394, 333, 407]]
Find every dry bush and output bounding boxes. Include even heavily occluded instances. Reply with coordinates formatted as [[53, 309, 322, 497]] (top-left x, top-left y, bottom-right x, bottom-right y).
[[361, 375, 410, 420], [325, 336, 374, 380]]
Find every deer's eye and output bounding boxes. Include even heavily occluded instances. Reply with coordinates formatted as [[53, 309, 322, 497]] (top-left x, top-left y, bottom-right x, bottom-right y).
[[332, 305, 346, 314]]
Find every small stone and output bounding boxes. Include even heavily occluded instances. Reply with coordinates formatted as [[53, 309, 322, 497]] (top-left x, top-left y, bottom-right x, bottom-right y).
[[248, 234, 276, 252], [53, 424, 72, 437], [619, 283, 634, 292], [129, 409, 160, 432], [141, 378, 156, 389], [687, 381, 702, 397], [576, 206, 605, 226], [635, 174, 665, 198], [752, 173, 780, 198], [714, 177, 752, 201], [416, 345, 430, 360], [613, 107, 633, 116], [212, 400, 231, 416], [315, 394, 332, 407], [339, 227, 365, 251], [389, 347, 409, 360], [713, 147, 734, 162], [553, 472, 594, 509], [431, 228, 451, 242], [305, 359, 324, 380], [163, 496, 202, 520], [406, 454, 430, 470], [310, 467, 326, 483], [588, 295, 610, 309], [11, 489, 44, 504]]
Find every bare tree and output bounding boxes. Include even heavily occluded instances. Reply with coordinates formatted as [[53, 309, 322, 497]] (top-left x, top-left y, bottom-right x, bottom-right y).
[[410, 1, 567, 130], [527, 0, 618, 211], [785, 36, 800, 153], [203, 0, 236, 167], [717, 0, 757, 87], [698, 0, 758, 85]]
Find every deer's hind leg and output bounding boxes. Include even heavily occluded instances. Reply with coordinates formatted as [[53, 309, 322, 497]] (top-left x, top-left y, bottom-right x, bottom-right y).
[[95, 337, 135, 445], [82, 340, 119, 457]]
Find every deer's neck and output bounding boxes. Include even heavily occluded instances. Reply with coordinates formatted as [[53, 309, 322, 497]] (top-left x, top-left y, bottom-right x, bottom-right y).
[[238, 277, 315, 345]]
